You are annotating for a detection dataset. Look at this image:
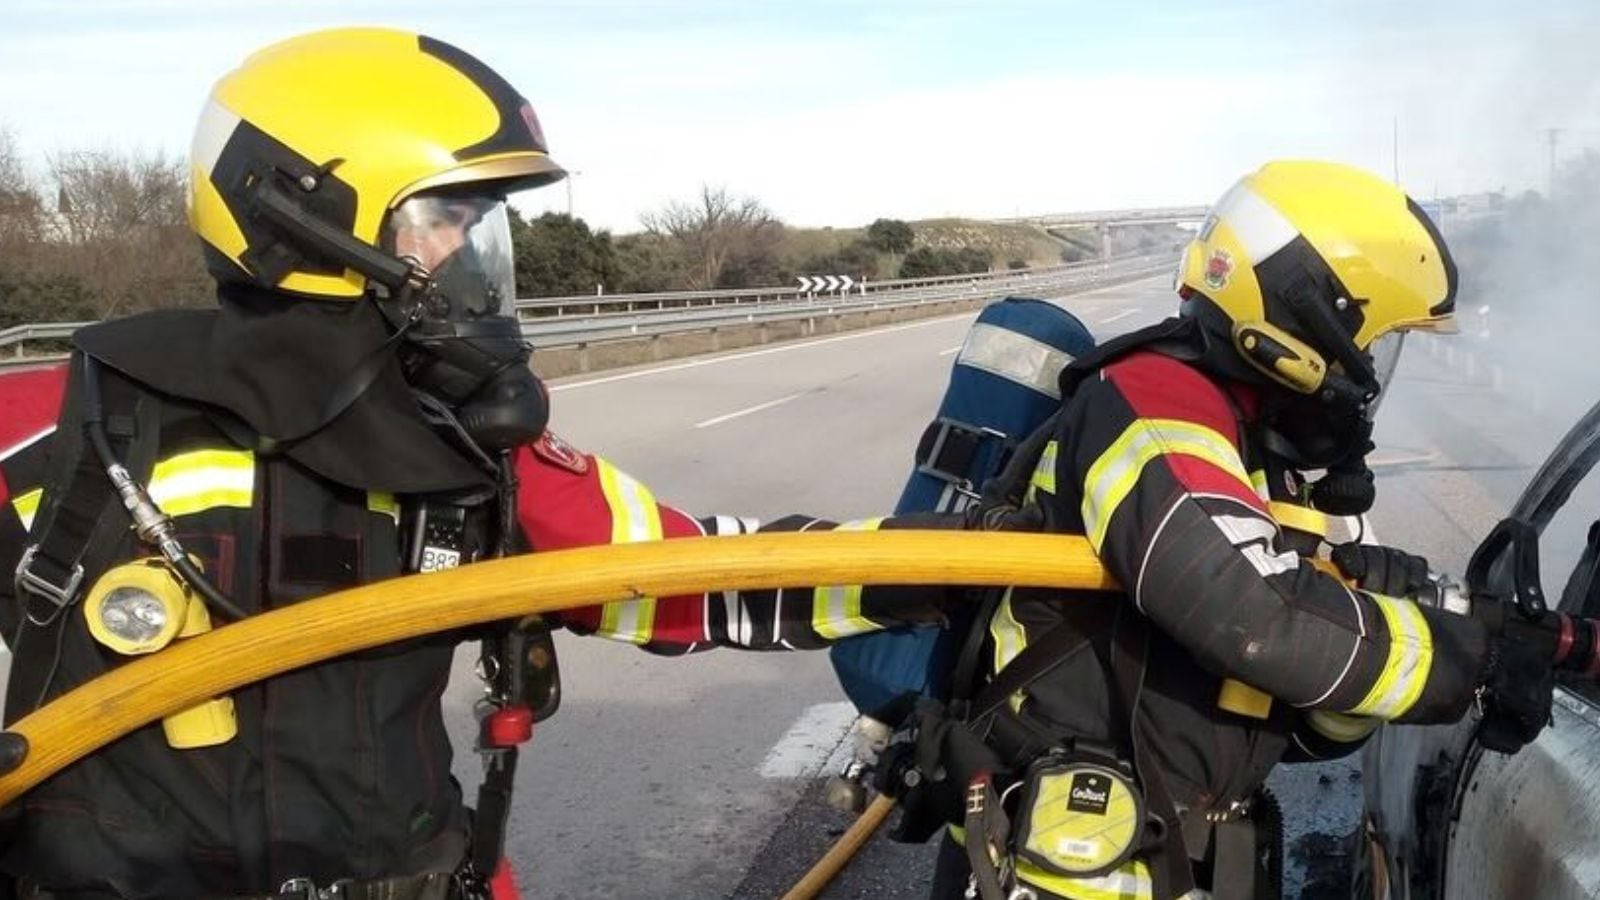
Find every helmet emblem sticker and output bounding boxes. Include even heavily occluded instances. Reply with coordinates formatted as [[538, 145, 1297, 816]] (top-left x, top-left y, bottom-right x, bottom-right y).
[[1204, 248, 1234, 291], [519, 104, 549, 152]]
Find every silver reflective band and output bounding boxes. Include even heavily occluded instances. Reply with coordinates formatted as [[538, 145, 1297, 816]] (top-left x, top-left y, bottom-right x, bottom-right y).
[[956, 323, 1073, 399]]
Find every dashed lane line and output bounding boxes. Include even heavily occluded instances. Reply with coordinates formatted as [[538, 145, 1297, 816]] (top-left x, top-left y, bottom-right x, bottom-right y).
[[694, 391, 808, 429], [757, 701, 859, 779]]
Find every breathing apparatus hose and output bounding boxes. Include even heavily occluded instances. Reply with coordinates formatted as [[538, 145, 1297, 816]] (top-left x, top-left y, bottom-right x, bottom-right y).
[[79, 356, 249, 622], [0, 530, 1113, 804]]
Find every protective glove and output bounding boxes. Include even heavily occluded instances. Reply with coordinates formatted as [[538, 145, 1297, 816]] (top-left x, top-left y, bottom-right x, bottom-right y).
[[964, 501, 1045, 533], [1476, 623, 1556, 754], [1330, 543, 1432, 597]]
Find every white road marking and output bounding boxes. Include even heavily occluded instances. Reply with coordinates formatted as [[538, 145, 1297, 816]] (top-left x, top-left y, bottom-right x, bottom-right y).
[[757, 701, 859, 778], [549, 312, 978, 392], [1367, 451, 1440, 469], [694, 391, 807, 429], [1099, 309, 1139, 324], [938, 345, 962, 356]]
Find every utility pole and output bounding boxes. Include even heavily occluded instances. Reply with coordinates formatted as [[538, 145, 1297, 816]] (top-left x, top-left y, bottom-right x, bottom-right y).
[[564, 170, 583, 218], [1542, 128, 1561, 197]]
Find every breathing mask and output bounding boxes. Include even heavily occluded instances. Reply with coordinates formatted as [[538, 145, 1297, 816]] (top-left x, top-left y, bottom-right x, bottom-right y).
[[379, 191, 548, 452], [1256, 331, 1408, 515]]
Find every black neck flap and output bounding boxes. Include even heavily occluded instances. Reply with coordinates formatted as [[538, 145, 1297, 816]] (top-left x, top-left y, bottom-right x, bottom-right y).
[[72, 284, 493, 495]]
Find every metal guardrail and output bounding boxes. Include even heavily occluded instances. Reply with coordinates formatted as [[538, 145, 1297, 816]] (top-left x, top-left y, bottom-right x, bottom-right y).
[[522, 253, 1175, 349], [0, 322, 89, 366], [512, 252, 1175, 318], [0, 252, 1176, 366]]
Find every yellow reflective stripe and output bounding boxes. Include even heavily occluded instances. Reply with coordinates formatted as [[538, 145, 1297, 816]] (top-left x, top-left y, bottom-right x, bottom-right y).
[[988, 588, 1029, 712], [595, 458, 664, 644], [147, 449, 255, 517], [813, 518, 885, 639], [1249, 468, 1269, 500], [1306, 710, 1381, 744], [946, 827, 1154, 900], [1350, 594, 1433, 719], [1030, 440, 1059, 496], [11, 488, 42, 532], [1268, 501, 1329, 539], [1082, 419, 1250, 551], [366, 491, 399, 524], [1017, 857, 1154, 900]]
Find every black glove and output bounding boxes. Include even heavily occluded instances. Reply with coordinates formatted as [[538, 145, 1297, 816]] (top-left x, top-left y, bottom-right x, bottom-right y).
[[964, 501, 1044, 533], [1331, 543, 1431, 597], [1476, 625, 1556, 754]]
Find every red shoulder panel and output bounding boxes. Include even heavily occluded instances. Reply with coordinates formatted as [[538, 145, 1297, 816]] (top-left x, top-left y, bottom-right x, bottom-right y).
[[1103, 351, 1264, 513], [0, 365, 68, 453], [1103, 351, 1239, 442]]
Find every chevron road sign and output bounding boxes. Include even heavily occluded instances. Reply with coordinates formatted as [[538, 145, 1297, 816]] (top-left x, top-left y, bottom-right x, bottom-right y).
[[796, 274, 856, 294]]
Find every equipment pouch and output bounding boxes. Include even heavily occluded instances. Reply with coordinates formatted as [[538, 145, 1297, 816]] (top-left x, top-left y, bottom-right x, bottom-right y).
[[1012, 747, 1150, 879]]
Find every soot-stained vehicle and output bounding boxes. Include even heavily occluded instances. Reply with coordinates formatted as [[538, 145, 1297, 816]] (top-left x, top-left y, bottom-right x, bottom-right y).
[[1356, 397, 1600, 900]]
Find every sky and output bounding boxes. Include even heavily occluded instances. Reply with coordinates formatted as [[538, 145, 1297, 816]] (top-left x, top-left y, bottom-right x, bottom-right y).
[[3, 0, 1599, 233]]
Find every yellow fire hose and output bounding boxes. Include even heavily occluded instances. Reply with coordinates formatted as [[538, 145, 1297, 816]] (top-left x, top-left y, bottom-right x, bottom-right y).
[[0, 530, 1114, 805], [781, 794, 897, 900]]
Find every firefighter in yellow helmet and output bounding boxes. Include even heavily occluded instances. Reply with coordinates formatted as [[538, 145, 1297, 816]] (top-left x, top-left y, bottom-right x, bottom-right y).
[[893, 162, 1556, 900], [0, 26, 971, 900]]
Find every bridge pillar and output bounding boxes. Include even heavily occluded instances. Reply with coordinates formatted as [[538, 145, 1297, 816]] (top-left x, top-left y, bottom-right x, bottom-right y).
[[1099, 223, 1113, 260]]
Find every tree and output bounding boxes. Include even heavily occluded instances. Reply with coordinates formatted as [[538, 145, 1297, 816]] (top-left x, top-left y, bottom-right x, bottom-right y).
[[796, 239, 880, 283], [640, 185, 784, 290], [48, 148, 186, 246], [898, 245, 993, 279], [865, 218, 914, 255], [42, 148, 207, 317], [510, 211, 618, 298], [612, 233, 690, 294], [0, 129, 43, 248], [898, 247, 946, 279]]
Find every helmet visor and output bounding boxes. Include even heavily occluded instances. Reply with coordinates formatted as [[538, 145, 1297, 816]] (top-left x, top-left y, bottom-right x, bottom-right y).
[[1365, 331, 1407, 419], [383, 192, 517, 318]]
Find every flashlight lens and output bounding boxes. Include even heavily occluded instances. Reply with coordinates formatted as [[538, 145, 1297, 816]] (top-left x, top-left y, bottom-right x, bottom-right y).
[[100, 587, 169, 644]]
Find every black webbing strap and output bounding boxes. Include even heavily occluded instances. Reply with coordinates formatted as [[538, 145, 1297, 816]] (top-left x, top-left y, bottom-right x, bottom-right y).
[[7, 360, 160, 721], [915, 418, 989, 487], [975, 409, 1063, 513], [948, 588, 1005, 711], [963, 604, 1110, 723], [470, 742, 518, 879], [467, 467, 534, 886], [1106, 611, 1196, 900]]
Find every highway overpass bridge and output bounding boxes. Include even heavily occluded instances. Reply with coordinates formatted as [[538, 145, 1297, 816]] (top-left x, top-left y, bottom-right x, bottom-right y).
[[994, 204, 1210, 259]]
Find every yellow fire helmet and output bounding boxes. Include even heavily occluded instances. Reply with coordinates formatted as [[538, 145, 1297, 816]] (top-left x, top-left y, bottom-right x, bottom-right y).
[[1176, 160, 1457, 407], [187, 27, 566, 299]]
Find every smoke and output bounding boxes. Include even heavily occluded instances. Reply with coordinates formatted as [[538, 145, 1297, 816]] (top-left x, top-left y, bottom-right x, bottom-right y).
[[1372, 149, 1600, 584]]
